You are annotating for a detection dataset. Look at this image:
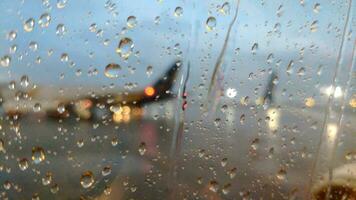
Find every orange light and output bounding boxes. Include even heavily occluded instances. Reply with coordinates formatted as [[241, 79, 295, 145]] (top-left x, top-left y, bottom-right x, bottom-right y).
[[144, 86, 155, 97]]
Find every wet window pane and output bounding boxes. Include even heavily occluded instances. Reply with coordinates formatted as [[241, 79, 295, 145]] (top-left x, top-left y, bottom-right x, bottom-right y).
[[0, 0, 355, 199]]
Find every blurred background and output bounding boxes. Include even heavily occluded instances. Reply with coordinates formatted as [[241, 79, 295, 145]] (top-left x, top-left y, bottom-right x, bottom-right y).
[[0, 0, 355, 199]]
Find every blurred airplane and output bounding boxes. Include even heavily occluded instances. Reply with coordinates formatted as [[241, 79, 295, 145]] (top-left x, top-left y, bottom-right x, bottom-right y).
[[0, 61, 181, 122]]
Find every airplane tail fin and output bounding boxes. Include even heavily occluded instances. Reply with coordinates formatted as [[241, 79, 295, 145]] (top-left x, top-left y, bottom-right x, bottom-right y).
[[140, 61, 181, 104]]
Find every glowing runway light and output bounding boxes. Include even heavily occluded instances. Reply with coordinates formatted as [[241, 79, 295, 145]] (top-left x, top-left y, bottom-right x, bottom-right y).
[[144, 86, 155, 97]]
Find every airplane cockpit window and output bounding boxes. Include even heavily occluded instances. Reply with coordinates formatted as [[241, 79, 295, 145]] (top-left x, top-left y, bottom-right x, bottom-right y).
[[0, 0, 355, 199]]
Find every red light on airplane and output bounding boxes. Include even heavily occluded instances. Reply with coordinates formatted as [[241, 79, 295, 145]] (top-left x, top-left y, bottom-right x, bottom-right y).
[[144, 86, 155, 97]]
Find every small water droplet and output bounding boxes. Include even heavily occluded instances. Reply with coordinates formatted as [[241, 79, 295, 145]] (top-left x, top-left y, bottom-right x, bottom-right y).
[[19, 158, 29, 171], [20, 75, 30, 88], [29, 41, 38, 51], [240, 114, 245, 125], [219, 2, 230, 15], [24, 18, 35, 32], [116, 38, 133, 59], [3, 180, 11, 190], [0, 55, 11, 67], [7, 30, 17, 41], [39, 13, 51, 28], [305, 97, 315, 108], [138, 142, 146, 156], [56, 24, 67, 36], [57, 103, 66, 114], [209, 180, 219, 192], [222, 183, 231, 195], [276, 168, 287, 180], [146, 65, 153, 76], [310, 20, 318, 32], [206, 17, 217, 31], [104, 185, 111, 195], [0, 139, 5, 153], [50, 184, 59, 193], [33, 103, 41, 112], [228, 167, 237, 179], [56, 0, 68, 9], [60, 53, 69, 62], [80, 171, 95, 188], [42, 172, 53, 186], [226, 88, 237, 98], [32, 146, 45, 164], [251, 43, 258, 54], [174, 7, 183, 17], [111, 137, 119, 146], [101, 166, 112, 176], [104, 63, 121, 78], [127, 16, 137, 28], [221, 158, 228, 167], [313, 3, 320, 13]]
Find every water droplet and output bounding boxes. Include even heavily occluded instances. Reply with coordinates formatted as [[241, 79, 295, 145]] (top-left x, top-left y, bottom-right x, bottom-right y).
[[32, 193, 40, 200], [206, 17, 217, 31], [29, 41, 38, 51], [226, 88, 237, 98], [297, 67, 306, 76], [104, 185, 111, 195], [24, 18, 35, 32], [221, 158, 228, 167], [60, 53, 69, 62], [116, 37, 133, 59], [251, 43, 258, 54], [250, 138, 259, 151], [146, 66, 153, 76], [89, 23, 97, 32], [104, 63, 121, 78], [0, 55, 11, 67], [138, 142, 146, 156], [20, 75, 30, 88], [349, 98, 356, 108], [209, 180, 219, 192], [50, 184, 59, 193], [286, 60, 294, 75], [174, 7, 183, 17], [57, 103, 66, 114], [219, 2, 230, 15], [0, 139, 5, 153], [101, 166, 112, 176], [56, 0, 68, 9], [222, 183, 231, 195], [313, 3, 320, 13], [154, 16, 160, 24], [305, 97, 315, 107], [3, 180, 11, 190], [9, 45, 17, 54], [276, 5, 284, 17], [267, 53, 274, 64], [19, 158, 29, 171], [7, 30, 17, 41], [42, 172, 52, 186], [240, 114, 245, 125], [310, 20, 318, 32], [33, 103, 41, 112], [111, 137, 119, 146], [80, 171, 95, 188], [228, 167, 237, 179], [127, 16, 137, 28], [77, 139, 84, 148], [56, 24, 67, 36], [39, 13, 51, 28], [32, 146, 45, 164], [276, 168, 287, 180]]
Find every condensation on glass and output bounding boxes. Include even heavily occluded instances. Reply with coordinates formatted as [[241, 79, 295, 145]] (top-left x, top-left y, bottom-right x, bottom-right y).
[[0, 0, 355, 199]]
